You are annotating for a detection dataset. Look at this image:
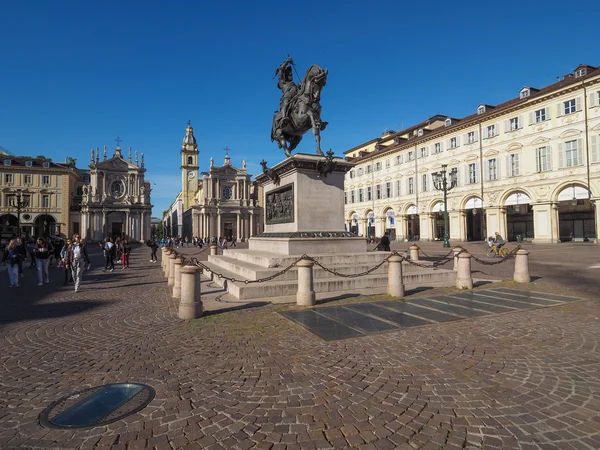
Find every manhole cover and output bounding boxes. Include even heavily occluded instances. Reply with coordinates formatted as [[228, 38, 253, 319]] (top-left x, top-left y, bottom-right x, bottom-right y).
[[39, 383, 155, 429]]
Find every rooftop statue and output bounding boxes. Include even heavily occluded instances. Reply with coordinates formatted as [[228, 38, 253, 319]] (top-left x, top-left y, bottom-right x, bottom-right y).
[[271, 57, 328, 158]]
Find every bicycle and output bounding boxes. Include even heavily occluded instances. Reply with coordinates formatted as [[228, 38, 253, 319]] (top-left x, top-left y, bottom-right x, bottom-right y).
[[486, 243, 511, 258]]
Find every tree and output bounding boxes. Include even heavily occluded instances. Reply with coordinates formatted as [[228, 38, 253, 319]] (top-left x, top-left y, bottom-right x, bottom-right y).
[[155, 222, 163, 239]]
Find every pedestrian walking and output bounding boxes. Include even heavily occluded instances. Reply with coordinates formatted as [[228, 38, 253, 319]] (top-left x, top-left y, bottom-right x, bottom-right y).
[[33, 237, 52, 285], [147, 239, 158, 262], [121, 240, 131, 268], [66, 234, 89, 292], [5, 239, 21, 288], [102, 238, 115, 272], [60, 239, 74, 285]]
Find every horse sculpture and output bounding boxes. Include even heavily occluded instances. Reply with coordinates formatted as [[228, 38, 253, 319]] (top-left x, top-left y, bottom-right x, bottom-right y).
[[271, 60, 328, 158]]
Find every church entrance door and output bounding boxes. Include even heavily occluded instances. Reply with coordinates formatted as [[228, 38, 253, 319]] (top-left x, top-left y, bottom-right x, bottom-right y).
[[223, 222, 234, 240], [112, 222, 123, 238]]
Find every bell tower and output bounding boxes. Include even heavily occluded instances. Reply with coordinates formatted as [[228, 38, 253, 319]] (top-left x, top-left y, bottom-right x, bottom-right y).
[[180, 121, 199, 211]]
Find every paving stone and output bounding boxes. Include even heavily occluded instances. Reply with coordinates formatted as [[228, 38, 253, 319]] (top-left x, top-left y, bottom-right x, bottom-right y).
[[1, 245, 599, 449]]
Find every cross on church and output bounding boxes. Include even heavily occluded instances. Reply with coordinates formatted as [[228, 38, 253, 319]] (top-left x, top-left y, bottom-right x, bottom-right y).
[[224, 146, 231, 156], [115, 137, 123, 147]]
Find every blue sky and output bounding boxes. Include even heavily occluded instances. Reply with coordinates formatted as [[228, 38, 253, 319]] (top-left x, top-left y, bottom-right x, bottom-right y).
[[1, 0, 599, 216]]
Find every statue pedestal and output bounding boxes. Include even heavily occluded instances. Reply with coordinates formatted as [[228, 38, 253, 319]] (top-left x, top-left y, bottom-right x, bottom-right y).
[[250, 153, 365, 255]]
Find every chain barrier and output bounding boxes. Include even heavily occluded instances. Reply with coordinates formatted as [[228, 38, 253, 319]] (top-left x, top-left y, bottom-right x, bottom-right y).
[[177, 245, 505, 287], [188, 256, 301, 284], [303, 255, 388, 278], [470, 245, 521, 265]]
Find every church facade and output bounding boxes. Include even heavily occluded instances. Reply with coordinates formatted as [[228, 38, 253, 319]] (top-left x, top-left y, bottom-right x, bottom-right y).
[[80, 144, 153, 242], [163, 123, 262, 240]]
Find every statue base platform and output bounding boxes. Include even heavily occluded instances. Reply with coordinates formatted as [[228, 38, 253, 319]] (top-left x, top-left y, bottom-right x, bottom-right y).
[[249, 232, 366, 255], [250, 153, 365, 255]]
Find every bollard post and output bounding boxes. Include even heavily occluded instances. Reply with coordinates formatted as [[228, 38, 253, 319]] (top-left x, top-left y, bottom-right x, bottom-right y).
[[453, 246, 463, 271], [161, 248, 168, 272], [179, 266, 204, 319], [455, 252, 473, 289], [210, 245, 218, 256], [296, 259, 316, 306], [409, 244, 420, 261], [513, 249, 531, 283], [387, 255, 405, 298], [163, 249, 171, 275], [173, 258, 183, 299], [168, 253, 177, 286]]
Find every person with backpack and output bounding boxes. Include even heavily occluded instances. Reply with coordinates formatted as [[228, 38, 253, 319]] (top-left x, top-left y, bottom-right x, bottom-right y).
[[102, 237, 115, 272], [147, 239, 158, 262]]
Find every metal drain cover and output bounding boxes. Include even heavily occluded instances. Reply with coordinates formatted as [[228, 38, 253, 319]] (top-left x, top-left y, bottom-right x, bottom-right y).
[[39, 383, 155, 429]]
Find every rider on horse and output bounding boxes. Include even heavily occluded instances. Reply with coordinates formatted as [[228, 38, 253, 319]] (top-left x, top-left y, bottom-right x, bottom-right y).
[[275, 57, 298, 128]]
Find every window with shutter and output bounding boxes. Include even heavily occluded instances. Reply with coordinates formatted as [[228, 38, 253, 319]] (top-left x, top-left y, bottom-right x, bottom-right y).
[[558, 143, 564, 168], [591, 135, 599, 163], [577, 138, 583, 165], [556, 103, 563, 117], [576, 97, 582, 111]]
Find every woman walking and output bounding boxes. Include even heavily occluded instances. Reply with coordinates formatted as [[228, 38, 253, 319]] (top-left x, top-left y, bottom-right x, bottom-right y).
[[5, 239, 21, 288], [121, 239, 131, 268], [33, 237, 52, 286], [66, 234, 89, 292], [60, 239, 74, 285]]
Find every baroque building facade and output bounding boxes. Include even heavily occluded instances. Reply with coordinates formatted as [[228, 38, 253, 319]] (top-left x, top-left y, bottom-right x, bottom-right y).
[[163, 123, 262, 240], [344, 64, 600, 244], [0, 150, 78, 238], [80, 144, 152, 242]]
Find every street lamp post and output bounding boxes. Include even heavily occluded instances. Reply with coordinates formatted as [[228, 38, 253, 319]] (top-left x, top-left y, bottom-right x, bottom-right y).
[[432, 164, 458, 248], [9, 189, 30, 237]]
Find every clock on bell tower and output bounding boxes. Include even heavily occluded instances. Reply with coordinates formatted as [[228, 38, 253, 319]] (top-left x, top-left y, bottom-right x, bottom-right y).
[[180, 121, 199, 211]]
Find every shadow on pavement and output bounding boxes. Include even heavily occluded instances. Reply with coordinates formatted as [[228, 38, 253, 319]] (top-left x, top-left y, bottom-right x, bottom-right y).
[[202, 301, 270, 316], [0, 300, 105, 324]]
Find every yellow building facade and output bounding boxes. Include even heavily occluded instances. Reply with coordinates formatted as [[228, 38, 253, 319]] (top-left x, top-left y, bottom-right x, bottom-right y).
[[0, 152, 79, 238], [344, 64, 600, 244]]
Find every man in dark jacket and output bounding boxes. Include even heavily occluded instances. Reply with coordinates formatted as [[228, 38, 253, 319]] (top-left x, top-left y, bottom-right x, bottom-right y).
[[379, 233, 391, 251]]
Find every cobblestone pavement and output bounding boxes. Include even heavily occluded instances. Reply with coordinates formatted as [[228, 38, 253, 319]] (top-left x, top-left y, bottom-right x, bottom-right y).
[[1, 245, 600, 449]]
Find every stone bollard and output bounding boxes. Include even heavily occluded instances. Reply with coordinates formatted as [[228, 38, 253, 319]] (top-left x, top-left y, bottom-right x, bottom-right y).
[[163, 249, 171, 275], [387, 255, 405, 298], [453, 246, 463, 271], [172, 258, 183, 299], [513, 249, 531, 283], [210, 245, 218, 256], [455, 252, 473, 289], [168, 253, 177, 286], [178, 265, 204, 319], [409, 244, 420, 261], [161, 248, 168, 272], [296, 259, 316, 306]]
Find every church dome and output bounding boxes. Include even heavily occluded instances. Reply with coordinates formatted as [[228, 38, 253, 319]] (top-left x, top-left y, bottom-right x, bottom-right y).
[[182, 121, 197, 147]]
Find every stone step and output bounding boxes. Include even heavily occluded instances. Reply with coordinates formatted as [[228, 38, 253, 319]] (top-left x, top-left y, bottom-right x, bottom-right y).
[[217, 249, 406, 269], [201, 262, 456, 301], [205, 255, 431, 282]]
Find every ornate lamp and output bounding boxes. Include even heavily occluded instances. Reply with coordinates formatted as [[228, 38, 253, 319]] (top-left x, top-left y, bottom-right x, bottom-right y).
[[513, 193, 521, 213], [432, 164, 458, 248], [571, 184, 578, 207]]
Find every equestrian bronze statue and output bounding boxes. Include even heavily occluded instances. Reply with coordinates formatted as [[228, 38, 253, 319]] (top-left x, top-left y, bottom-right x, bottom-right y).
[[271, 57, 328, 158]]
